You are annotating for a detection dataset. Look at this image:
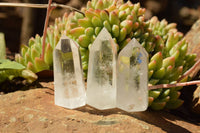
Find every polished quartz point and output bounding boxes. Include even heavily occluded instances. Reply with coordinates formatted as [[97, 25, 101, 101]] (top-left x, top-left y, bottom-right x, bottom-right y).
[[53, 35, 86, 109], [117, 38, 148, 112], [86, 28, 117, 110]]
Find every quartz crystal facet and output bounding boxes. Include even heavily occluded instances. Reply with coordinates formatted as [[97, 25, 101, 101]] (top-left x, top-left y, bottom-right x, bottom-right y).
[[86, 28, 117, 110], [53, 35, 86, 109], [117, 38, 148, 112]]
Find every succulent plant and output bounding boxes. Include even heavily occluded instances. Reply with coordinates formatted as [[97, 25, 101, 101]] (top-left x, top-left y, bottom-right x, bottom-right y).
[[15, 0, 196, 110]]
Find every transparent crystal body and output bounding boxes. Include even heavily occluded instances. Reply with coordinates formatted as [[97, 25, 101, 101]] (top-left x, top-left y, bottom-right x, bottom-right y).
[[117, 38, 148, 112], [53, 36, 86, 109], [86, 28, 117, 110]]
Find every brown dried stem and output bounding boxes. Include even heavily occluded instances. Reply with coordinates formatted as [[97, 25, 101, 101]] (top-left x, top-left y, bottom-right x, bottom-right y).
[[41, 0, 52, 60], [0, 2, 84, 15], [149, 80, 200, 90], [177, 59, 200, 82]]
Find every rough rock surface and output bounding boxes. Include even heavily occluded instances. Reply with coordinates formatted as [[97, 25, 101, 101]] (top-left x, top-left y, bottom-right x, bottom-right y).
[[185, 18, 200, 115], [186, 19, 200, 59], [0, 81, 199, 133]]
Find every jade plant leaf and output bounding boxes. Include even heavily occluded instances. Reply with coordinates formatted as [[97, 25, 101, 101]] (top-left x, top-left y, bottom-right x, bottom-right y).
[[0, 59, 25, 70], [0, 59, 37, 84]]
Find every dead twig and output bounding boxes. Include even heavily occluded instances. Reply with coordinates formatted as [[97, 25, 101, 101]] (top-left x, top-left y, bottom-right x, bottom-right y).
[[177, 59, 200, 82], [149, 80, 200, 90], [0, 2, 84, 15], [41, 0, 52, 60]]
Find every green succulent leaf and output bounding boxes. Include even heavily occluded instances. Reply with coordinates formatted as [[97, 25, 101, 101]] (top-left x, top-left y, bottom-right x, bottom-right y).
[[150, 101, 166, 110]]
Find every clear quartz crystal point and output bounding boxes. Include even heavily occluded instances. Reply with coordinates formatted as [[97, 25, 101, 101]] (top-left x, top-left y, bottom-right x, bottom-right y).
[[53, 35, 86, 109], [117, 38, 148, 112], [86, 28, 117, 110]]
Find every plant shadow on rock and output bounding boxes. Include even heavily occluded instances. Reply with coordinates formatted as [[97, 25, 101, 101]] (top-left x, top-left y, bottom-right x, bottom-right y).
[[132, 110, 195, 133], [76, 105, 194, 132], [170, 72, 200, 125], [0, 78, 34, 94], [0, 77, 53, 94]]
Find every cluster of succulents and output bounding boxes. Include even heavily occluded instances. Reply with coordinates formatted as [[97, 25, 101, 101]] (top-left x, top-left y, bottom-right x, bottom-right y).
[[15, 0, 196, 110], [147, 17, 196, 110]]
